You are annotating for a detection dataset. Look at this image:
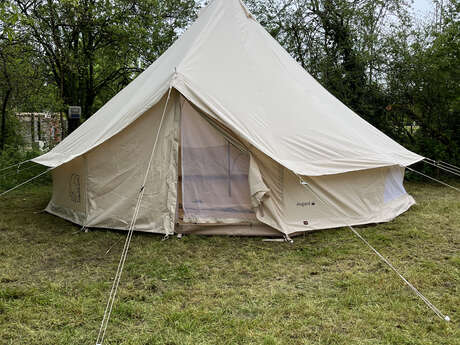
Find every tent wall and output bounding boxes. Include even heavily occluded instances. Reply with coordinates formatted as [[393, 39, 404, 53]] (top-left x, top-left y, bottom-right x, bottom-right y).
[[284, 167, 414, 233], [249, 149, 415, 235], [46, 92, 181, 234], [46, 156, 87, 225]]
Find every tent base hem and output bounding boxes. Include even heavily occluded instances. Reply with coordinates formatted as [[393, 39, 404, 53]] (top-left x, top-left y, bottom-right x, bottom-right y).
[[45, 192, 414, 236]]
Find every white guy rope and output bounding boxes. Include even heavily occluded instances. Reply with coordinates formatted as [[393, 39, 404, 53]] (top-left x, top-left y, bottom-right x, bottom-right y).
[[425, 158, 460, 173], [96, 86, 173, 345], [0, 167, 52, 197], [0, 162, 41, 179], [425, 157, 460, 171], [296, 174, 450, 322], [424, 159, 460, 175], [96, 186, 145, 344], [423, 160, 460, 178], [438, 163, 460, 175], [439, 163, 460, 175], [347, 225, 449, 321], [104, 236, 124, 256], [439, 160, 460, 172], [0, 158, 33, 173], [406, 166, 460, 193], [424, 158, 460, 174]]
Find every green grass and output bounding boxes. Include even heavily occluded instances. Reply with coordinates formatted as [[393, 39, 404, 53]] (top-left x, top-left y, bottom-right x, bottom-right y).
[[0, 181, 459, 345]]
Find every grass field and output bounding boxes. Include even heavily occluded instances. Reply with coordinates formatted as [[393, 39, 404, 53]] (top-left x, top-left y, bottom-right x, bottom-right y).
[[0, 181, 459, 345]]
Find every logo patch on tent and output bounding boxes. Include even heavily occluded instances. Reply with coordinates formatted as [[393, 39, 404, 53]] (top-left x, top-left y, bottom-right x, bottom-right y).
[[69, 174, 80, 203], [303, 220, 309, 225], [296, 201, 316, 207]]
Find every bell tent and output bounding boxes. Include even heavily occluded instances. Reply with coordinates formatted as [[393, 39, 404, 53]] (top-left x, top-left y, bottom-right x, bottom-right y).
[[31, 0, 423, 238]]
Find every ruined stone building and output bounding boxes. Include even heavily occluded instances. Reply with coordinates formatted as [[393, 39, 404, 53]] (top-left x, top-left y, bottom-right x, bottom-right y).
[[16, 113, 66, 150]]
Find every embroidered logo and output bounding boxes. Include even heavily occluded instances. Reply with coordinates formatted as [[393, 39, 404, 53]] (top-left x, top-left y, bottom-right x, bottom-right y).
[[69, 174, 81, 203]]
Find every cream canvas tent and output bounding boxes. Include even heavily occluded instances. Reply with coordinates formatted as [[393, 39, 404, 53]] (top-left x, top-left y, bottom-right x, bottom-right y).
[[32, 0, 423, 238]]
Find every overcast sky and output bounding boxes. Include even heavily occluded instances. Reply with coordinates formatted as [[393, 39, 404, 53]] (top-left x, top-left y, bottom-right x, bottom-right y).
[[412, 0, 434, 17]]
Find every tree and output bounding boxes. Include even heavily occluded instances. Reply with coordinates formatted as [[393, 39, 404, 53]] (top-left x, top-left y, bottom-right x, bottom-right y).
[[385, 0, 460, 163], [1, 1, 64, 150], [11, 0, 197, 124]]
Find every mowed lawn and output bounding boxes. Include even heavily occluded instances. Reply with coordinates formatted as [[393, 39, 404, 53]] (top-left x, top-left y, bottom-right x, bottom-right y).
[[0, 181, 459, 345]]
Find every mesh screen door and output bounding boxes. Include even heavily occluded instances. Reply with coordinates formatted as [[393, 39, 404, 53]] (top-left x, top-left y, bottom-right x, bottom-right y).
[[180, 100, 255, 223]]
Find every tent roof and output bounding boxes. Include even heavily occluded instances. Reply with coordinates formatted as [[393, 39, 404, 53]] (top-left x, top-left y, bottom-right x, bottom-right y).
[[33, 0, 423, 175]]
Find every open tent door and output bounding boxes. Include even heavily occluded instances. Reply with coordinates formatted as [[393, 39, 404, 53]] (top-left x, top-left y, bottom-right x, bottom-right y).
[[180, 99, 256, 224]]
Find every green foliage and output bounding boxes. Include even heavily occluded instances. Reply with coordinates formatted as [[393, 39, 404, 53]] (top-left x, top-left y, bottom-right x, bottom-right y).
[[385, 0, 460, 165], [0, 112, 23, 148], [0, 147, 49, 191], [10, 0, 198, 119], [0, 5, 64, 151], [1, 0, 198, 147]]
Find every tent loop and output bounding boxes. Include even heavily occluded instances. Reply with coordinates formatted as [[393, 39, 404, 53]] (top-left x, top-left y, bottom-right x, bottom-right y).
[[96, 86, 173, 345], [296, 174, 450, 322], [284, 234, 294, 244], [161, 234, 170, 241]]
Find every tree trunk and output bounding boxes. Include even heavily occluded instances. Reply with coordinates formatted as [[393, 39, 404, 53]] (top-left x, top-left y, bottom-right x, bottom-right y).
[[0, 48, 12, 151], [0, 88, 12, 151]]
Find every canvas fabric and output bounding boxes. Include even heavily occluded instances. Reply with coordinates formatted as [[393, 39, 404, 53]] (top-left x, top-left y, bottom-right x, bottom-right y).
[[176, 223, 281, 237], [46, 93, 180, 233], [46, 156, 88, 225], [248, 149, 414, 235], [32, 0, 423, 176]]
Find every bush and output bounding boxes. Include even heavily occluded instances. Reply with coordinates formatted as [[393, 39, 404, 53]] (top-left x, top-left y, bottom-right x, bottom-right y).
[[0, 147, 51, 191]]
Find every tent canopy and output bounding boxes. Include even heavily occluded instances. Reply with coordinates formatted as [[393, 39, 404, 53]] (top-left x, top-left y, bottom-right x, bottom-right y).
[[32, 0, 423, 175]]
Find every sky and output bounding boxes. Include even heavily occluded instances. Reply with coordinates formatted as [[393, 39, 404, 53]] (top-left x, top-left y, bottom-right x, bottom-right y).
[[412, 0, 434, 17]]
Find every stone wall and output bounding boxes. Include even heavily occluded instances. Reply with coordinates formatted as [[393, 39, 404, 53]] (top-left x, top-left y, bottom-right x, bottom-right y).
[[16, 113, 67, 150]]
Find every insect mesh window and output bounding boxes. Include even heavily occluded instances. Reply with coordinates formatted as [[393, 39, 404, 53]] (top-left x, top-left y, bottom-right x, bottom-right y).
[[180, 100, 255, 223]]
